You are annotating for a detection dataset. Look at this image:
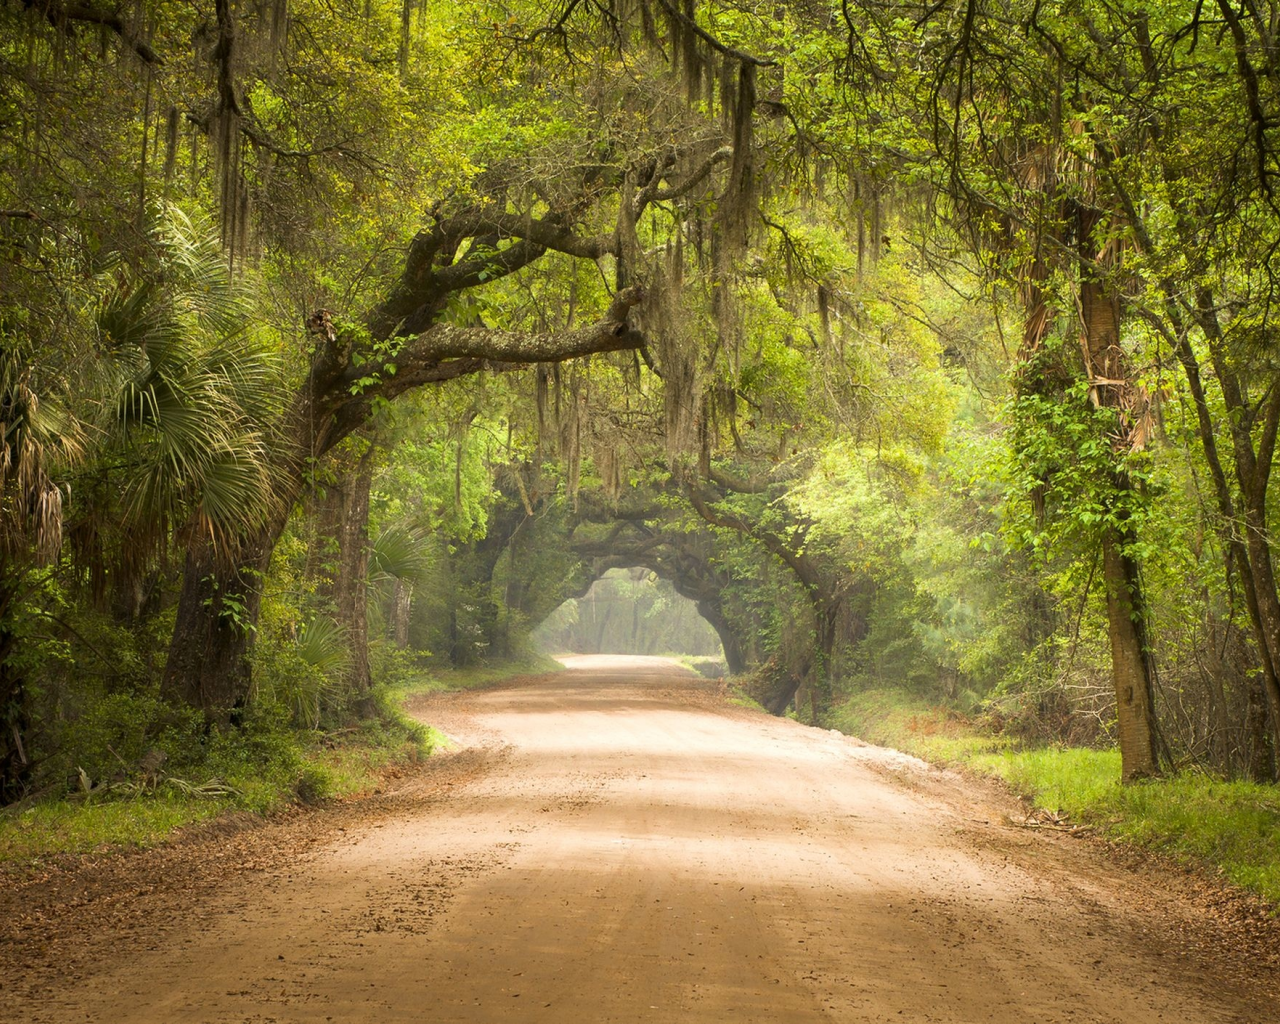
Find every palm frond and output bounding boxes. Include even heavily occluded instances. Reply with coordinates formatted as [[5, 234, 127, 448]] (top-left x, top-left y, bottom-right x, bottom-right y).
[[370, 524, 432, 585], [296, 615, 353, 679]]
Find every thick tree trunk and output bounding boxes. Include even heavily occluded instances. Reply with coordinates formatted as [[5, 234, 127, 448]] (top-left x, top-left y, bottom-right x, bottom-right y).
[[762, 647, 813, 717], [161, 526, 276, 718], [697, 598, 747, 674], [1079, 278, 1162, 781]]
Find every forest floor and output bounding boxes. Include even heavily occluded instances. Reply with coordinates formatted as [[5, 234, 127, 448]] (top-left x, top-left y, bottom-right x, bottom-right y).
[[2, 655, 1278, 1023]]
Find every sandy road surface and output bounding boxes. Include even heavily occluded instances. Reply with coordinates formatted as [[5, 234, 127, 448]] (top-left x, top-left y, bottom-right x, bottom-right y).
[[6, 655, 1279, 1023]]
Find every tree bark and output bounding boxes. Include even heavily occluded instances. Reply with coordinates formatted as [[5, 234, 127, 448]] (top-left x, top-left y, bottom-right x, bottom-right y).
[[317, 448, 375, 706], [390, 578, 412, 649], [697, 597, 747, 673], [1078, 276, 1162, 781], [1101, 527, 1159, 780], [161, 524, 276, 718]]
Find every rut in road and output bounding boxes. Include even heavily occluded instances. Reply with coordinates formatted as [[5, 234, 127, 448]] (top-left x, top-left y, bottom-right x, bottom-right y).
[[11, 656, 1277, 1023]]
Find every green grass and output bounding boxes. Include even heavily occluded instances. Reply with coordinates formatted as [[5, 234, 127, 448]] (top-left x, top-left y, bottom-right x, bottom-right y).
[[832, 688, 1280, 906], [664, 653, 730, 678], [726, 687, 767, 712], [828, 689, 1013, 763], [394, 651, 564, 697], [0, 796, 229, 862], [970, 746, 1123, 809], [0, 718, 425, 864]]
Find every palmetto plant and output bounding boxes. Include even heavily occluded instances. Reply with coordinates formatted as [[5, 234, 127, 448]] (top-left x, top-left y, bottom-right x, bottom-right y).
[[81, 206, 283, 582], [255, 614, 351, 730], [369, 524, 433, 587], [370, 523, 433, 648]]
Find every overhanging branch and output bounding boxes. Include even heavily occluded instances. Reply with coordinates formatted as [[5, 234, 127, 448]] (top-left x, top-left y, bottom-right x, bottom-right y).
[[23, 0, 163, 64]]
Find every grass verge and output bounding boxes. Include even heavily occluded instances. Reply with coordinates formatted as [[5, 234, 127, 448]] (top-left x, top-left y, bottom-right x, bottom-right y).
[[393, 651, 565, 698], [830, 688, 1280, 906]]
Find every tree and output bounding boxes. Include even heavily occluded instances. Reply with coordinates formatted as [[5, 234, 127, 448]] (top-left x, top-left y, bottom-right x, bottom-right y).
[[0, 205, 278, 797]]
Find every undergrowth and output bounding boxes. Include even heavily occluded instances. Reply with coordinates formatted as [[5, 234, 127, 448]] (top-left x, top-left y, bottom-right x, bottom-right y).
[[831, 688, 1280, 906], [0, 685, 430, 864]]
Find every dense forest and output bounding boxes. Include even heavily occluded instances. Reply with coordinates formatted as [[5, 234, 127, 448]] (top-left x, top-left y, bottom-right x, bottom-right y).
[[4, 0, 1280, 812]]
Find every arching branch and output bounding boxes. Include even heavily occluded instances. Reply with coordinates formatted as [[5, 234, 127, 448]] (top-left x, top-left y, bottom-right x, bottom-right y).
[[653, 0, 777, 67], [21, 0, 162, 64]]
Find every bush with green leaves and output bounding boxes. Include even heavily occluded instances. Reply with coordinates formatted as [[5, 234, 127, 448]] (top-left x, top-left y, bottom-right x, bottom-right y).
[[54, 691, 203, 790]]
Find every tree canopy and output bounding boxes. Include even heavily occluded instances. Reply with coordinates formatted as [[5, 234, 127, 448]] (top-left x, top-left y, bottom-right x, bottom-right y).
[[4, 0, 1280, 801]]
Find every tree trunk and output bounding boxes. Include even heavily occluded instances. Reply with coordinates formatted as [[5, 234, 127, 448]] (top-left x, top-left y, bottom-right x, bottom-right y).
[[696, 598, 747, 674], [1239, 492, 1280, 748], [391, 578, 412, 649], [1101, 528, 1159, 780], [448, 604, 461, 667], [1079, 277, 1161, 781], [685, 482, 843, 713], [0, 575, 32, 802], [1166, 308, 1280, 775], [317, 449, 375, 706], [161, 526, 276, 718], [594, 603, 614, 653], [1246, 677, 1275, 782]]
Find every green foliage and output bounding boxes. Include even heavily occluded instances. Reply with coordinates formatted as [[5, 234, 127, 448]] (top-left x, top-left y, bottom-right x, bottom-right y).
[[0, 682, 435, 861], [251, 600, 349, 730], [55, 691, 203, 791]]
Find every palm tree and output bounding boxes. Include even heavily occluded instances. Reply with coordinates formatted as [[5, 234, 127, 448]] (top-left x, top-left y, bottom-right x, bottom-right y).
[[0, 333, 84, 799]]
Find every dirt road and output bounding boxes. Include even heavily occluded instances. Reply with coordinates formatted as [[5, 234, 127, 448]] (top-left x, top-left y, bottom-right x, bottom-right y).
[[6, 656, 1278, 1022]]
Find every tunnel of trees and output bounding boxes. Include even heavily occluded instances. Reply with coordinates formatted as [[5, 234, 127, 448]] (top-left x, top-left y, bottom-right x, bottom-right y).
[[532, 568, 724, 663], [4, 0, 1280, 805]]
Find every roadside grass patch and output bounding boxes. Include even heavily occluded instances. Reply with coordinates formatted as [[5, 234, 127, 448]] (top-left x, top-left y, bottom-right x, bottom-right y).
[[726, 687, 767, 712], [0, 797, 228, 862], [394, 652, 565, 697], [828, 689, 1011, 763], [970, 747, 1122, 810], [666, 654, 729, 678], [832, 688, 1280, 906]]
